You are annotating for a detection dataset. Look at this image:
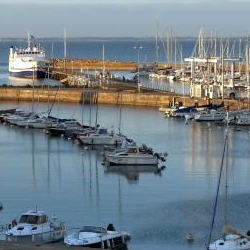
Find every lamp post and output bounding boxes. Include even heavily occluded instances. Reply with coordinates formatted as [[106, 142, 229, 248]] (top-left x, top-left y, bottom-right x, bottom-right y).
[[133, 46, 143, 92]]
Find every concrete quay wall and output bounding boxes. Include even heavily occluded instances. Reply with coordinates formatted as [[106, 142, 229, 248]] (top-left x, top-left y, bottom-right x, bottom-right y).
[[0, 88, 249, 110]]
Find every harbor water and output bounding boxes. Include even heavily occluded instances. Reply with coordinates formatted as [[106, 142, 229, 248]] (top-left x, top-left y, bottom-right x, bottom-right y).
[[0, 39, 250, 250], [0, 101, 250, 250]]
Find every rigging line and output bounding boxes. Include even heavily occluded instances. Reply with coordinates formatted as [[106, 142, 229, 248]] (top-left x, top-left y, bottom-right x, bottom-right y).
[[224, 127, 229, 235], [206, 122, 229, 248], [47, 85, 60, 118]]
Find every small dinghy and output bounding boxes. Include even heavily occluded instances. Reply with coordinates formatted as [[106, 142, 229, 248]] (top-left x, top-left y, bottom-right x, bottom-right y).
[[186, 232, 194, 241], [64, 224, 130, 248]]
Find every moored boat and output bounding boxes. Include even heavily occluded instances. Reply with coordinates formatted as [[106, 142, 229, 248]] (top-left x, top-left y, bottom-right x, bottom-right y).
[[194, 110, 226, 122], [4, 209, 65, 243], [9, 34, 46, 79], [64, 225, 130, 248], [104, 142, 166, 166], [77, 128, 125, 146]]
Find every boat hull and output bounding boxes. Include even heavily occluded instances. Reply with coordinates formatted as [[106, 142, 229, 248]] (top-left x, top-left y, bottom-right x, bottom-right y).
[[78, 136, 123, 145], [9, 70, 46, 79], [105, 155, 158, 165]]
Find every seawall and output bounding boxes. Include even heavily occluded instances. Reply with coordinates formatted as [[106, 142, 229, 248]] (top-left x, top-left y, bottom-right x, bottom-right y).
[[0, 87, 249, 110]]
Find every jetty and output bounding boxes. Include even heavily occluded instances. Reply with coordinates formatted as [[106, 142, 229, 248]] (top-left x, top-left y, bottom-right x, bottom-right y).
[[0, 87, 249, 110], [49, 58, 176, 71]]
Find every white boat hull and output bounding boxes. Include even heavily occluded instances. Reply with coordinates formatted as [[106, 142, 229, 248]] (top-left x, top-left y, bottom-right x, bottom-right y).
[[78, 135, 124, 145], [209, 234, 250, 250], [105, 154, 158, 165], [64, 228, 130, 248], [194, 112, 225, 121]]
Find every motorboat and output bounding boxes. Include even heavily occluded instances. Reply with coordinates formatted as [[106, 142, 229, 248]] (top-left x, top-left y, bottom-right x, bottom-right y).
[[4, 209, 65, 243], [64, 225, 130, 248], [104, 142, 166, 166], [77, 128, 125, 146], [194, 109, 226, 122]]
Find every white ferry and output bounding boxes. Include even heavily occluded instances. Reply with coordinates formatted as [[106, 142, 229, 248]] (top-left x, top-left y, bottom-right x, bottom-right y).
[[9, 34, 46, 78]]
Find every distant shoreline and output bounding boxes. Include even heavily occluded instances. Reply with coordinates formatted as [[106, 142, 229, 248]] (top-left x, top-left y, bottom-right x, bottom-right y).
[[0, 37, 248, 42]]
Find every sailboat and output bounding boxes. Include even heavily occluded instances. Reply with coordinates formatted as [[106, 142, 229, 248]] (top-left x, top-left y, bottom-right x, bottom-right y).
[[207, 113, 250, 250]]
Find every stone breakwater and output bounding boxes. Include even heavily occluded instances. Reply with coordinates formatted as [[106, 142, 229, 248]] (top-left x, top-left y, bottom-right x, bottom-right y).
[[48, 59, 176, 71], [49, 59, 138, 71], [0, 87, 249, 110]]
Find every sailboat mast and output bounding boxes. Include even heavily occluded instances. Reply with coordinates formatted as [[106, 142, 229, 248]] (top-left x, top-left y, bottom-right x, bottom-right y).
[[32, 67, 35, 114], [118, 92, 122, 135], [223, 111, 229, 237], [221, 42, 224, 102], [102, 45, 105, 76], [95, 92, 99, 128], [246, 42, 250, 101], [156, 17, 159, 67], [64, 28, 67, 71], [206, 125, 229, 248]]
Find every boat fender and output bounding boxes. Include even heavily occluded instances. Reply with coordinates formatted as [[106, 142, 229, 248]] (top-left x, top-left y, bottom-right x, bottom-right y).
[[121, 235, 125, 244], [101, 239, 104, 249], [11, 220, 17, 227], [106, 239, 110, 248], [161, 156, 166, 162], [153, 153, 160, 159], [111, 239, 114, 248]]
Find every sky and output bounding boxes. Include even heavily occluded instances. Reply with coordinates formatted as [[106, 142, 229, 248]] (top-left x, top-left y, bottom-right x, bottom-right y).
[[0, 0, 250, 37]]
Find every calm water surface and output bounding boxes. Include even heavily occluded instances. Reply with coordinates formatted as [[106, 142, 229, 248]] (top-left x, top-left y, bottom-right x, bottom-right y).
[[0, 101, 250, 250], [0, 39, 250, 250]]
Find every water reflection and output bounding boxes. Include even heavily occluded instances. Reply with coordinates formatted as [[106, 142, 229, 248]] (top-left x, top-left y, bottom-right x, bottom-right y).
[[104, 165, 164, 184], [1, 102, 250, 250]]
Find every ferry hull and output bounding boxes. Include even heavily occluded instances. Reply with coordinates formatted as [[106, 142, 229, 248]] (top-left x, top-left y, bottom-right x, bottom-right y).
[[9, 70, 46, 79]]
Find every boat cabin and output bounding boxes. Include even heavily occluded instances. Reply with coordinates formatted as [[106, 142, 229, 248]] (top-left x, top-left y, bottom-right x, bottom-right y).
[[97, 128, 108, 135], [18, 211, 48, 225]]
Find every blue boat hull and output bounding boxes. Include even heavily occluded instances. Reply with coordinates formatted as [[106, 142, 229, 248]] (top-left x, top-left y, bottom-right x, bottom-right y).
[[10, 70, 46, 79]]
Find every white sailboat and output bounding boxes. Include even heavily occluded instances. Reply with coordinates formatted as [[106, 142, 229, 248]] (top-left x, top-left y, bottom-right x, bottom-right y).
[[77, 128, 125, 146], [207, 114, 250, 250]]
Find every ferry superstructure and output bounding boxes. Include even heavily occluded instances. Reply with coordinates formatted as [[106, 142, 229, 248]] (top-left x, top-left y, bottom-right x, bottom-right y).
[[9, 35, 46, 78]]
